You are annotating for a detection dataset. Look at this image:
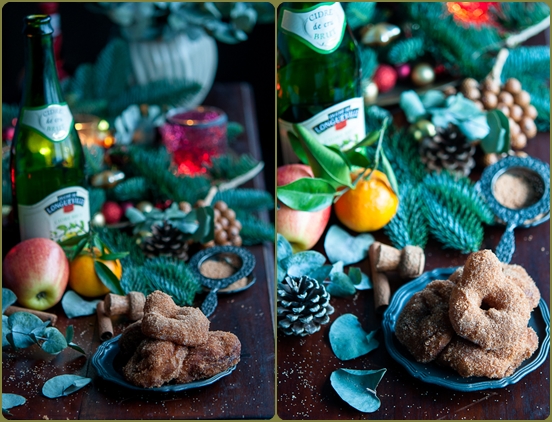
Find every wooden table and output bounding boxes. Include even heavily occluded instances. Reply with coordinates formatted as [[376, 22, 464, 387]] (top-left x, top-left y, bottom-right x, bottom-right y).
[[2, 82, 276, 420], [277, 132, 550, 419]]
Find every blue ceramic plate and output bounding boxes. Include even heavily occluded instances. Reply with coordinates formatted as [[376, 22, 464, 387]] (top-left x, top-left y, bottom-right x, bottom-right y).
[[382, 267, 550, 392], [92, 335, 237, 392]]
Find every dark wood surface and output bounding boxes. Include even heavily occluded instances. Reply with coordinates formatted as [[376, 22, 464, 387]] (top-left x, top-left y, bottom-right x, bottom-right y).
[[2, 82, 276, 420], [277, 132, 550, 420]]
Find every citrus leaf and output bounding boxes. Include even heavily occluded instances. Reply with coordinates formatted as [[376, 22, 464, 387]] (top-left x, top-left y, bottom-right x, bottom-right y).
[[380, 149, 399, 195], [2, 288, 17, 313], [329, 314, 379, 360], [94, 261, 125, 295], [57, 234, 88, 247], [324, 225, 374, 265], [61, 291, 101, 318], [98, 252, 129, 261], [288, 131, 310, 165], [42, 375, 92, 399], [481, 109, 510, 154], [345, 149, 371, 168], [40, 327, 68, 355], [343, 130, 380, 151], [277, 178, 336, 212], [295, 125, 352, 188], [70, 237, 89, 261], [330, 368, 386, 413], [2, 393, 26, 414]]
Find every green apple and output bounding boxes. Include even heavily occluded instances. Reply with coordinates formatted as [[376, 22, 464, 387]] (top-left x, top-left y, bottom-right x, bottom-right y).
[[2, 238, 69, 311]]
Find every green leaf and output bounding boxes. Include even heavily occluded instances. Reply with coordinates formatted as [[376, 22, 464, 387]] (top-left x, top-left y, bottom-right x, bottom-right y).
[[70, 237, 89, 261], [57, 234, 88, 247], [68, 342, 86, 355], [307, 265, 334, 284], [324, 225, 374, 266], [295, 125, 352, 188], [93, 235, 104, 255], [345, 150, 371, 168], [65, 325, 74, 343], [348, 267, 362, 285], [61, 291, 101, 319], [288, 131, 310, 165], [2, 393, 26, 414], [42, 375, 92, 399], [277, 178, 336, 212], [400, 90, 427, 123], [93, 261, 125, 295], [98, 252, 129, 261], [379, 149, 399, 196], [330, 368, 386, 412], [326, 272, 357, 297], [125, 206, 147, 224], [7, 312, 45, 349], [191, 206, 215, 243], [2, 288, 17, 313], [329, 314, 379, 360], [276, 234, 293, 264], [481, 109, 511, 154], [344, 130, 380, 151], [280, 251, 327, 278], [40, 327, 68, 354]]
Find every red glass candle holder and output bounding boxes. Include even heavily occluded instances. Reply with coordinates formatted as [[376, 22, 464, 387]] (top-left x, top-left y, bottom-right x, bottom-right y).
[[160, 106, 228, 175]]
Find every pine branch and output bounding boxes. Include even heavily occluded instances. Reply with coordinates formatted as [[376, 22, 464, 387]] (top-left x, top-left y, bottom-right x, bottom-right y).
[[490, 3, 550, 31], [119, 265, 149, 296], [387, 37, 425, 65], [384, 184, 429, 249], [423, 191, 484, 253], [142, 257, 202, 306], [359, 46, 378, 79], [213, 188, 274, 212], [235, 210, 275, 246], [422, 171, 495, 225], [112, 177, 149, 202], [344, 2, 377, 30], [2, 104, 19, 128], [88, 188, 106, 216], [96, 226, 146, 266], [83, 144, 105, 177], [208, 154, 259, 181]]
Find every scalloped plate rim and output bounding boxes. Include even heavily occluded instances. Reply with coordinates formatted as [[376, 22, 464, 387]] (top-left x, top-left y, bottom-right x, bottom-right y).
[[382, 267, 550, 392], [92, 335, 237, 392]]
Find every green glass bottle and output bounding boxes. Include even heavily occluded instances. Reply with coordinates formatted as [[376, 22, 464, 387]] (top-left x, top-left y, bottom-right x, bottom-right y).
[[277, 2, 365, 163], [10, 15, 89, 242]]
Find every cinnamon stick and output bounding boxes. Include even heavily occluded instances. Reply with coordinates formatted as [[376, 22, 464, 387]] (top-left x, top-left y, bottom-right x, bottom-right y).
[[369, 242, 391, 314], [4, 306, 58, 325], [96, 301, 113, 342]]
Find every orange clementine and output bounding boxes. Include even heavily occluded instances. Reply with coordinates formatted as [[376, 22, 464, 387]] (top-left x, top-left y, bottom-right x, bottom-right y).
[[334, 169, 399, 232], [68, 247, 122, 298]]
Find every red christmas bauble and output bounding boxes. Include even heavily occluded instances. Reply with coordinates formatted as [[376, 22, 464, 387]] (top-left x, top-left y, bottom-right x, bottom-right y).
[[395, 63, 411, 81], [373, 64, 398, 93], [101, 201, 124, 225]]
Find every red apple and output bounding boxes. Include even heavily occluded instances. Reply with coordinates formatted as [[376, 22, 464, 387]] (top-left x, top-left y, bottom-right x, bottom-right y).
[[2, 238, 69, 311], [277, 164, 332, 252]]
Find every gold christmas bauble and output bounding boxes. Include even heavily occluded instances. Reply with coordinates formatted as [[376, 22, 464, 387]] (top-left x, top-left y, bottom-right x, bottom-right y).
[[409, 119, 437, 141], [360, 23, 401, 47], [90, 170, 125, 189], [137, 201, 154, 213], [411, 63, 435, 87], [362, 80, 379, 105], [91, 212, 106, 227]]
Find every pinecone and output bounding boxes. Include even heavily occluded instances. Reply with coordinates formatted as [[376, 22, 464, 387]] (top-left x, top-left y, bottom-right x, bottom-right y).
[[277, 275, 335, 337], [142, 220, 189, 260], [420, 124, 475, 176]]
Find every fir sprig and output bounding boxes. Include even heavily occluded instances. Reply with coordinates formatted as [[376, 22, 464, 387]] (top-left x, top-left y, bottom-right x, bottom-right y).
[[213, 188, 274, 212], [387, 37, 426, 65], [208, 154, 259, 181], [235, 210, 275, 245], [111, 177, 149, 202]]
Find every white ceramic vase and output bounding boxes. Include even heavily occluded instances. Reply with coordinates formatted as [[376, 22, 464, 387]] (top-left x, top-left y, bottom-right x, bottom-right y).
[[128, 31, 218, 108]]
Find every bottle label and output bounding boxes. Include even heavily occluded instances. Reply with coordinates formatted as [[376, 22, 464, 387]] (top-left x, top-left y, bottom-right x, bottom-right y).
[[280, 3, 346, 54], [279, 97, 366, 162], [18, 186, 90, 242], [20, 103, 73, 142]]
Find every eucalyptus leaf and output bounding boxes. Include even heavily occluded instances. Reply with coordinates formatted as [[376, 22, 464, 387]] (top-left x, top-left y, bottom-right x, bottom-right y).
[[324, 225, 374, 265], [2, 288, 17, 314], [41, 327, 68, 355], [330, 368, 386, 413], [307, 265, 334, 284], [65, 325, 74, 343], [191, 206, 214, 243], [326, 272, 356, 297], [125, 206, 147, 224], [354, 271, 373, 290], [42, 375, 92, 399], [457, 114, 490, 141], [277, 178, 336, 212], [399, 90, 427, 123], [420, 90, 446, 109], [281, 251, 327, 278], [94, 261, 125, 295], [295, 125, 352, 188], [277, 234, 293, 263], [2, 393, 26, 413], [2, 315, 10, 348], [61, 291, 101, 318], [348, 267, 362, 285], [481, 109, 510, 154], [329, 314, 379, 360], [7, 312, 45, 349]]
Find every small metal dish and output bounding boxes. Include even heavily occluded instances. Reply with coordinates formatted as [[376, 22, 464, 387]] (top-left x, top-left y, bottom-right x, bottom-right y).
[[477, 155, 550, 263], [188, 245, 256, 317]]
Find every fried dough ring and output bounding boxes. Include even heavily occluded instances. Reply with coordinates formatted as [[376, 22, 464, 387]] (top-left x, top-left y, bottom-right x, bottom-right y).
[[122, 339, 188, 388], [141, 290, 210, 346], [449, 250, 531, 350], [175, 331, 241, 384], [395, 279, 455, 363], [437, 327, 539, 378], [118, 320, 147, 361]]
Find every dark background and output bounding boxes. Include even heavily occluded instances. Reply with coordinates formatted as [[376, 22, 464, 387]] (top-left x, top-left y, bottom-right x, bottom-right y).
[[2, 2, 275, 192]]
